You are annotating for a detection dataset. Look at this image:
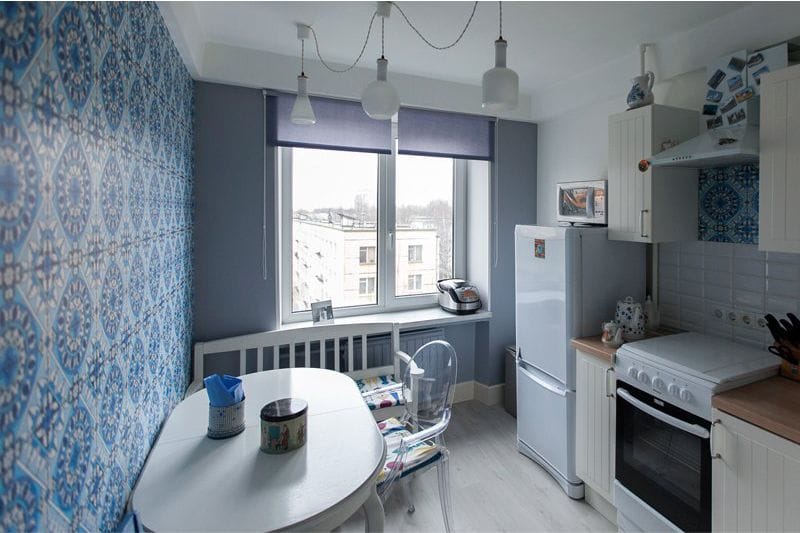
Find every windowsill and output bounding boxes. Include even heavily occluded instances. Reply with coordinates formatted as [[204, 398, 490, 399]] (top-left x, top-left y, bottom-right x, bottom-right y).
[[280, 307, 492, 331]]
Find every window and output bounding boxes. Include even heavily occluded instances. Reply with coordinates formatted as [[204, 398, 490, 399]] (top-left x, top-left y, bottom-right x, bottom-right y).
[[359, 277, 376, 295], [359, 246, 376, 265], [280, 139, 468, 321], [407, 245, 423, 263]]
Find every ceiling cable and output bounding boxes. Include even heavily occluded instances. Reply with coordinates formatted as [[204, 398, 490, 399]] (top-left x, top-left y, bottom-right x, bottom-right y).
[[499, 1, 503, 39], [307, 11, 379, 73], [390, 1, 478, 51], [307, 1, 479, 75]]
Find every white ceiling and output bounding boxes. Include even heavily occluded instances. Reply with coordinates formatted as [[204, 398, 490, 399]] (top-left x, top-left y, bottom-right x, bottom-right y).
[[183, 1, 748, 93]]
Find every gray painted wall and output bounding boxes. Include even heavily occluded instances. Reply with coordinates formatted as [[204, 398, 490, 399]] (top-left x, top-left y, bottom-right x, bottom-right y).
[[193, 82, 536, 386], [194, 82, 277, 340], [476, 120, 539, 385]]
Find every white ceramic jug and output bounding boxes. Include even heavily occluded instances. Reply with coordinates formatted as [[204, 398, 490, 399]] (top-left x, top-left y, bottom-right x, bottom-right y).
[[615, 296, 646, 340], [627, 71, 654, 110]]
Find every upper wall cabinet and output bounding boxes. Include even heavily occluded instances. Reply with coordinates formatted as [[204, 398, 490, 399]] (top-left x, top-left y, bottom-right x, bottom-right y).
[[759, 64, 800, 253], [608, 105, 699, 243]]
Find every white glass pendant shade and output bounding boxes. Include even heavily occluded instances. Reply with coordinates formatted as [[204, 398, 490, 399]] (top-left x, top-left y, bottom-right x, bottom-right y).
[[482, 39, 518, 111], [362, 58, 400, 120], [291, 75, 316, 125]]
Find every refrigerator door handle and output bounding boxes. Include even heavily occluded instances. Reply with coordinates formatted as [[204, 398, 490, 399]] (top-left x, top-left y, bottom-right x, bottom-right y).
[[518, 361, 567, 397]]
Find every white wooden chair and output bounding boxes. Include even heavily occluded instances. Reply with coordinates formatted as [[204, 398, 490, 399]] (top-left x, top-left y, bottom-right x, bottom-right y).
[[190, 322, 410, 420]]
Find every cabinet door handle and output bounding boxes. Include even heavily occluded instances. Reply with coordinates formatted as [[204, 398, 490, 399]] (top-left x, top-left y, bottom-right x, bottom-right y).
[[710, 419, 722, 460], [605, 367, 615, 398], [640, 209, 649, 238]]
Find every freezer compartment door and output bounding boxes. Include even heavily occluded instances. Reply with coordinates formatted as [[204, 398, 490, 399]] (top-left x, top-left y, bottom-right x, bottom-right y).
[[516, 359, 579, 484], [515, 226, 568, 384]]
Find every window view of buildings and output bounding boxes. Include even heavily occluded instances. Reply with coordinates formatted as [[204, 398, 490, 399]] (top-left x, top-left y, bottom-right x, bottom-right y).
[[292, 212, 440, 311], [289, 147, 454, 313]]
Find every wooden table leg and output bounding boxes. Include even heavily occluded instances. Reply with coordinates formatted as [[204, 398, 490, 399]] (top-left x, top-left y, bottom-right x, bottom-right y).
[[363, 487, 385, 532]]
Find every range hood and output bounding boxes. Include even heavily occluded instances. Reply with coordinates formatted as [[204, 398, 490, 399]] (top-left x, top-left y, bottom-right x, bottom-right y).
[[648, 124, 759, 168]]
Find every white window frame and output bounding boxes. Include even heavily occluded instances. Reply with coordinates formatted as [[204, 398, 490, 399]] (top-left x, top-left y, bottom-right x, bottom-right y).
[[407, 244, 423, 263], [407, 274, 423, 291], [278, 126, 468, 324], [359, 245, 376, 265], [359, 276, 376, 295]]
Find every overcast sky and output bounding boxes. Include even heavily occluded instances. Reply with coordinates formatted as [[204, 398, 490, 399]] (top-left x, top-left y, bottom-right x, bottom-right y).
[[292, 148, 452, 211]]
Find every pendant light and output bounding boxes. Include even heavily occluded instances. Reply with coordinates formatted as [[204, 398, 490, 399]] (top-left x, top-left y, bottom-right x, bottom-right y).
[[361, 4, 399, 120], [291, 24, 316, 125], [482, 1, 518, 111]]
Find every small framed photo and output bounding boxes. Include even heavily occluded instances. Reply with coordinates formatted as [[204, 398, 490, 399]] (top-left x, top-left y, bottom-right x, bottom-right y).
[[311, 300, 334, 325]]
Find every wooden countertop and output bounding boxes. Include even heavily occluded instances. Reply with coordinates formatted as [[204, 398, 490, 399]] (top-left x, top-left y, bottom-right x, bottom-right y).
[[713, 376, 800, 445], [571, 336, 617, 363]]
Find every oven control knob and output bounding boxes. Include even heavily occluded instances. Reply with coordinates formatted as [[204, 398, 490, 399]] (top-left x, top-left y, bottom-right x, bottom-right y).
[[628, 367, 639, 379], [667, 383, 680, 396], [679, 388, 692, 402], [637, 370, 650, 385], [651, 377, 665, 392]]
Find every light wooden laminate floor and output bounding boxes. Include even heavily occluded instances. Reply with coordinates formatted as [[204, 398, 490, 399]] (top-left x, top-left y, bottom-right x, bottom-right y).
[[340, 401, 615, 532]]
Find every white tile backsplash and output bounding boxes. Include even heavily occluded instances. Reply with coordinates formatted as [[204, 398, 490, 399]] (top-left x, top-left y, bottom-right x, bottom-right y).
[[658, 242, 800, 348]]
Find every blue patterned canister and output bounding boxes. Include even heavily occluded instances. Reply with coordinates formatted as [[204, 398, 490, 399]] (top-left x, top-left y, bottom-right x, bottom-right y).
[[207, 398, 246, 439], [260, 398, 308, 454]]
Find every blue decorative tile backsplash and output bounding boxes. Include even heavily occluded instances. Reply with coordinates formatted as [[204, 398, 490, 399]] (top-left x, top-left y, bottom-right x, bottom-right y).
[[0, 2, 193, 530], [698, 163, 759, 244]]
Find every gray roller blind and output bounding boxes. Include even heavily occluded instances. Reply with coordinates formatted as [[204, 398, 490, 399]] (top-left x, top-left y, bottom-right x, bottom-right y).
[[266, 92, 391, 154], [398, 107, 494, 161]]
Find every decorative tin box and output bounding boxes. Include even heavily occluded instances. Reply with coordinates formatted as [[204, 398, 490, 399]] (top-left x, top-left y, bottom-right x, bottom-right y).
[[260, 398, 308, 454]]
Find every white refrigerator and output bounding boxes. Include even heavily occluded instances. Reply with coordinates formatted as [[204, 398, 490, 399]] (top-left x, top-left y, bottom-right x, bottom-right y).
[[514, 225, 645, 499]]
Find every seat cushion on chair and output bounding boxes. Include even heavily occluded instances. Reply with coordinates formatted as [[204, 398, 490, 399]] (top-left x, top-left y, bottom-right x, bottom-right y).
[[355, 375, 404, 411], [376, 418, 441, 484]]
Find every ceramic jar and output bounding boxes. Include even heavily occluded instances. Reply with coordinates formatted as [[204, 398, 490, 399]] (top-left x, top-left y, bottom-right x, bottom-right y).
[[260, 398, 308, 454], [627, 71, 655, 110], [616, 296, 646, 341]]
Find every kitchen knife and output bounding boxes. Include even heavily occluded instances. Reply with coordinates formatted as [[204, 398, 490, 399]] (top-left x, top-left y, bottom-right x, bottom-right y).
[[765, 314, 787, 343], [779, 319, 800, 345], [769, 345, 799, 365], [788, 313, 800, 331]]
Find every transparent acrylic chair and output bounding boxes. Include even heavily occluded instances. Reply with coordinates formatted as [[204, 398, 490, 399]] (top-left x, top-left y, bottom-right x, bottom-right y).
[[375, 340, 457, 532]]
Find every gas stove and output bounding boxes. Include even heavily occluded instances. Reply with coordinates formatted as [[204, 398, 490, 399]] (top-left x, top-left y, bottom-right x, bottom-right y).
[[615, 332, 779, 420]]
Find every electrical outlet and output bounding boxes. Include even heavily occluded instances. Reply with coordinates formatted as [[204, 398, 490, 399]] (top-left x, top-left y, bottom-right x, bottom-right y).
[[709, 306, 767, 331]]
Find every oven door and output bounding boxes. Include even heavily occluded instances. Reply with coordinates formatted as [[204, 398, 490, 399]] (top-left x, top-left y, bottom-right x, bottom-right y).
[[615, 385, 712, 532]]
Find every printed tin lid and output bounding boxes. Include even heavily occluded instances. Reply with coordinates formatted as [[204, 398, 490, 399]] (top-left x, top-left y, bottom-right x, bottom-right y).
[[260, 398, 308, 422]]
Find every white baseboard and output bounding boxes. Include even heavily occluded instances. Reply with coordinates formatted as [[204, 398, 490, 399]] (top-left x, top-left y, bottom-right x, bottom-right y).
[[585, 485, 617, 526], [474, 382, 505, 406], [452, 381, 506, 406], [453, 381, 475, 403]]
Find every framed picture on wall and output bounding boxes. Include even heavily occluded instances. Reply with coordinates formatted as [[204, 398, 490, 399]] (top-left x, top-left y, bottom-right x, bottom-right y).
[[311, 300, 334, 325]]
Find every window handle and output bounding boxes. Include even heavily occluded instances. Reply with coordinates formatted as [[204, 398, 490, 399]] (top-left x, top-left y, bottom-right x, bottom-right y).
[[388, 231, 394, 251]]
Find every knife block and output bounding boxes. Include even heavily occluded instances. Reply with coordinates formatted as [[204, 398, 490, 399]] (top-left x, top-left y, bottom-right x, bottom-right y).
[[777, 342, 800, 383]]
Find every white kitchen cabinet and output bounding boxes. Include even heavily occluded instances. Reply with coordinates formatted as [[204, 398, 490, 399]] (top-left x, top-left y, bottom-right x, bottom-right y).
[[759, 64, 800, 253], [711, 409, 800, 532], [575, 349, 616, 505], [608, 104, 699, 243]]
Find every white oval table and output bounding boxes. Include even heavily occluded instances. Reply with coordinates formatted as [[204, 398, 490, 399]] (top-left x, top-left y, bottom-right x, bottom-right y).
[[132, 368, 387, 531]]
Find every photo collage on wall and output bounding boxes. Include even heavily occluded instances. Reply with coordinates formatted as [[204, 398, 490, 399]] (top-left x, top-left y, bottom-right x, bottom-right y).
[[703, 44, 788, 130]]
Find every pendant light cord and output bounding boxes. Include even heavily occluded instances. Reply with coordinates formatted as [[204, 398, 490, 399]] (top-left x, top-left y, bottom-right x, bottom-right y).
[[308, 12, 378, 73], [391, 1, 478, 50], [306, 1, 480, 74], [499, 1, 503, 39]]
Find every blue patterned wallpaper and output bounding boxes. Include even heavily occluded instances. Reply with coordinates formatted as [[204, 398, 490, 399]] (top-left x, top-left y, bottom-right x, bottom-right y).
[[698, 163, 759, 244], [0, 2, 193, 530]]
